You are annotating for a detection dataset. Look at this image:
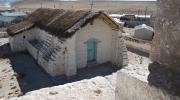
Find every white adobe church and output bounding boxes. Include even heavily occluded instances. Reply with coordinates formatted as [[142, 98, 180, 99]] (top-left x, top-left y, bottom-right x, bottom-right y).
[[7, 8, 128, 77]]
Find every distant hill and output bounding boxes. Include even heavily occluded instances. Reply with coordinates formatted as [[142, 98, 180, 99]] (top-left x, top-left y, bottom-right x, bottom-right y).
[[13, 0, 156, 15]]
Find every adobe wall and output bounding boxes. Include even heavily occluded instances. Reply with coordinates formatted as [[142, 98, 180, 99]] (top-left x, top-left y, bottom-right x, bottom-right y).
[[75, 18, 127, 69], [75, 18, 115, 68]]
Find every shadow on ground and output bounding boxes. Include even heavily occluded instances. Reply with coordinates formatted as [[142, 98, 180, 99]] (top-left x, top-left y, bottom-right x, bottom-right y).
[[0, 43, 119, 93], [53, 62, 119, 85], [127, 47, 149, 57]]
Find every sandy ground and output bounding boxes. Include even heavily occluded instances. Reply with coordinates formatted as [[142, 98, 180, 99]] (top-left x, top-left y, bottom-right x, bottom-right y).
[[9, 76, 116, 100], [121, 51, 151, 82], [0, 59, 22, 99], [9, 53, 54, 93], [0, 38, 21, 99]]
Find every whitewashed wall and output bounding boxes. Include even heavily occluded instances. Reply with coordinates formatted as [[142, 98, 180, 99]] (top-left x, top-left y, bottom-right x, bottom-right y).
[[9, 28, 70, 76], [34, 30, 69, 76], [64, 35, 77, 76], [75, 18, 119, 69], [9, 28, 39, 52]]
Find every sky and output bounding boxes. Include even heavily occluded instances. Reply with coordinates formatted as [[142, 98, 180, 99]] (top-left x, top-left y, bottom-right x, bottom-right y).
[[0, 0, 156, 2], [59, 0, 157, 1]]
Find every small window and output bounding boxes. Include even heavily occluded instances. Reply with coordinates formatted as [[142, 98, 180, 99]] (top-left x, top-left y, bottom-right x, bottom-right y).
[[23, 36, 26, 39]]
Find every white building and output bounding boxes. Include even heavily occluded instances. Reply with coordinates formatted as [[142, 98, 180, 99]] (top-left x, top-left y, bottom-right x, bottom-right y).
[[134, 24, 154, 41], [7, 8, 128, 77]]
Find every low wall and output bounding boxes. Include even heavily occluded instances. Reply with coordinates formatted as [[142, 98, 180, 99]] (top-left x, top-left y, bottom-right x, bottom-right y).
[[124, 36, 151, 54], [0, 32, 8, 38], [115, 71, 180, 100]]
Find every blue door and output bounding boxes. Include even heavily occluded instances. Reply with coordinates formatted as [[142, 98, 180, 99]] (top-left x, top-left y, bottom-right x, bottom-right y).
[[87, 41, 96, 63]]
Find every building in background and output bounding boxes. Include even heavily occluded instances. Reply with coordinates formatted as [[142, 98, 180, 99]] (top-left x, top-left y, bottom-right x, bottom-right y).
[[134, 24, 154, 41]]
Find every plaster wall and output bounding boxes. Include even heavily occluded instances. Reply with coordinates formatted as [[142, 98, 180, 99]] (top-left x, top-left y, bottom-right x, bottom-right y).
[[9, 28, 38, 52], [75, 18, 119, 69]]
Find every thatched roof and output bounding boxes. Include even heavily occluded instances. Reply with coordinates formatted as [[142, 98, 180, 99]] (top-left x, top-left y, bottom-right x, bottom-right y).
[[7, 21, 34, 35], [7, 8, 123, 38]]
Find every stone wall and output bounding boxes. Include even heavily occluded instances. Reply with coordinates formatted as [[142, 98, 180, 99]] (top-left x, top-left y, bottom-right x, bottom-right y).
[[150, 0, 180, 67], [149, 0, 180, 97], [116, 72, 180, 100]]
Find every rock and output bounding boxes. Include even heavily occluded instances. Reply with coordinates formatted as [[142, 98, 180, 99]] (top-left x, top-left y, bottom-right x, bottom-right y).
[[11, 86, 17, 90], [49, 91, 58, 95], [116, 71, 179, 100], [94, 89, 102, 94]]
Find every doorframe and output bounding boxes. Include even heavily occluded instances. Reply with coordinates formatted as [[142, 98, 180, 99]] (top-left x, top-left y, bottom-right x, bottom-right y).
[[87, 40, 97, 63], [84, 38, 101, 64]]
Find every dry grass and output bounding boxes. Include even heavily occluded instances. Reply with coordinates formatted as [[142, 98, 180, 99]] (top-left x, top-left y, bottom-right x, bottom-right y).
[[124, 36, 151, 53]]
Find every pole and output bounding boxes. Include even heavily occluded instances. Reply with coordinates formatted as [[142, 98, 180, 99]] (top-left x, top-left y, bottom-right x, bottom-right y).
[[41, 2, 42, 8], [54, 0, 56, 8], [90, 0, 94, 11], [145, 7, 147, 21], [59, 0, 61, 9]]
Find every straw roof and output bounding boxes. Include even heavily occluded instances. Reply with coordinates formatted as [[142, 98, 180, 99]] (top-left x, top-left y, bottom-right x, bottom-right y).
[[7, 21, 34, 36], [7, 8, 122, 38]]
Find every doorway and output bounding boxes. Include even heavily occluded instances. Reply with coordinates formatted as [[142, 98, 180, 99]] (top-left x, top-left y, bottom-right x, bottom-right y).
[[87, 41, 96, 63]]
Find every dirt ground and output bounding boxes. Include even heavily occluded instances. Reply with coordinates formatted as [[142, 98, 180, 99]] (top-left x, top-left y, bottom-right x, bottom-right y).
[[121, 51, 151, 82], [0, 38, 21, 99], [0, 59, 22, 99]]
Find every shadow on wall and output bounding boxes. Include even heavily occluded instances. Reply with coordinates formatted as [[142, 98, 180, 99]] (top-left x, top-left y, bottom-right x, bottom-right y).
[[116, 71, 180, 100], [0, 43, 12, 58], [0, 43, 120, 93], [127, 47, 149, 57], [148, 62, 180, 97]]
